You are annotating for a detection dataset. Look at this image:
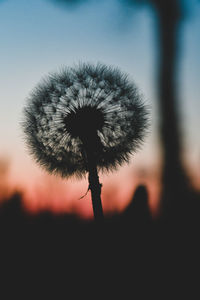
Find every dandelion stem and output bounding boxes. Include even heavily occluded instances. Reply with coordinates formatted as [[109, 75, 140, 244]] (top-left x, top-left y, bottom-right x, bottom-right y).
[[84, 143, 104, 222]]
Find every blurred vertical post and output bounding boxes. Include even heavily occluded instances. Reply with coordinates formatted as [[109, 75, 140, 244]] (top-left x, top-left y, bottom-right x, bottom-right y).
[[153, 0, 189, 214], [124, 0, 189, 214]]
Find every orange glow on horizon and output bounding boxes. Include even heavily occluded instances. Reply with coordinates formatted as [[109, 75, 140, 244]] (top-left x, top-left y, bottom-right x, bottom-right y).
[[1, 169, 161, 219], [0, 156, 163, 219]]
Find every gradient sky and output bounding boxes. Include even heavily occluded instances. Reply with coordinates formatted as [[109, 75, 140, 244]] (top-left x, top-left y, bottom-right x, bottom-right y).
[[0, 0, 199, 216]]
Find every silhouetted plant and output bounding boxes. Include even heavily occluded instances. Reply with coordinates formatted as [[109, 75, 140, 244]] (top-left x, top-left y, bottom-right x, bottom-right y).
[[22, 63, 148, 221]]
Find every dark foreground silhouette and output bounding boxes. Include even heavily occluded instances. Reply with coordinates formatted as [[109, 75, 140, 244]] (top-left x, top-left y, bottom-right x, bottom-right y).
[[0, 185, 199, 297]]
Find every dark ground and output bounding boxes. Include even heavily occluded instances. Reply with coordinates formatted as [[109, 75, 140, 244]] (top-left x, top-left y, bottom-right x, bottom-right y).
[[0, 185, 199, 297]]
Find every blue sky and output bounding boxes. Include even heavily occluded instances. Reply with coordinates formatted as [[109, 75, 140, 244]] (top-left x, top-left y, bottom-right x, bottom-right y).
[[0, 0, 199, 185]]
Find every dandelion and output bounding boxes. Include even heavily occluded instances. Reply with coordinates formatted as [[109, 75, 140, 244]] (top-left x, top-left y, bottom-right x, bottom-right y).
[[22, 63, 149, 221]]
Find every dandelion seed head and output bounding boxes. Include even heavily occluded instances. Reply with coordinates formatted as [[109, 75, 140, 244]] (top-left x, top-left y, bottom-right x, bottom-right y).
[[22, 63, 149, 178]]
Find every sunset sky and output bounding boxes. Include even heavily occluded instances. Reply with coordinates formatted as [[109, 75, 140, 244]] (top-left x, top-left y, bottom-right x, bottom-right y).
[[0, 0, 199, 218]]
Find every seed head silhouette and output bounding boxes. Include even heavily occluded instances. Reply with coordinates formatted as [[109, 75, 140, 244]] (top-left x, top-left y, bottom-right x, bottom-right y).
[[23, 63, 149, 221]]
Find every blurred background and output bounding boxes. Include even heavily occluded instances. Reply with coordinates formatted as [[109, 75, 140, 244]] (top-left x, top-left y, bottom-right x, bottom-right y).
[[0, 0, 200, 294], [0, 0, 199, 219]]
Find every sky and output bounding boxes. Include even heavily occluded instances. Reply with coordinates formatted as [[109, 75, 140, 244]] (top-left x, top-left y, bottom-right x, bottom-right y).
[[0, 0, 199, 217]]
